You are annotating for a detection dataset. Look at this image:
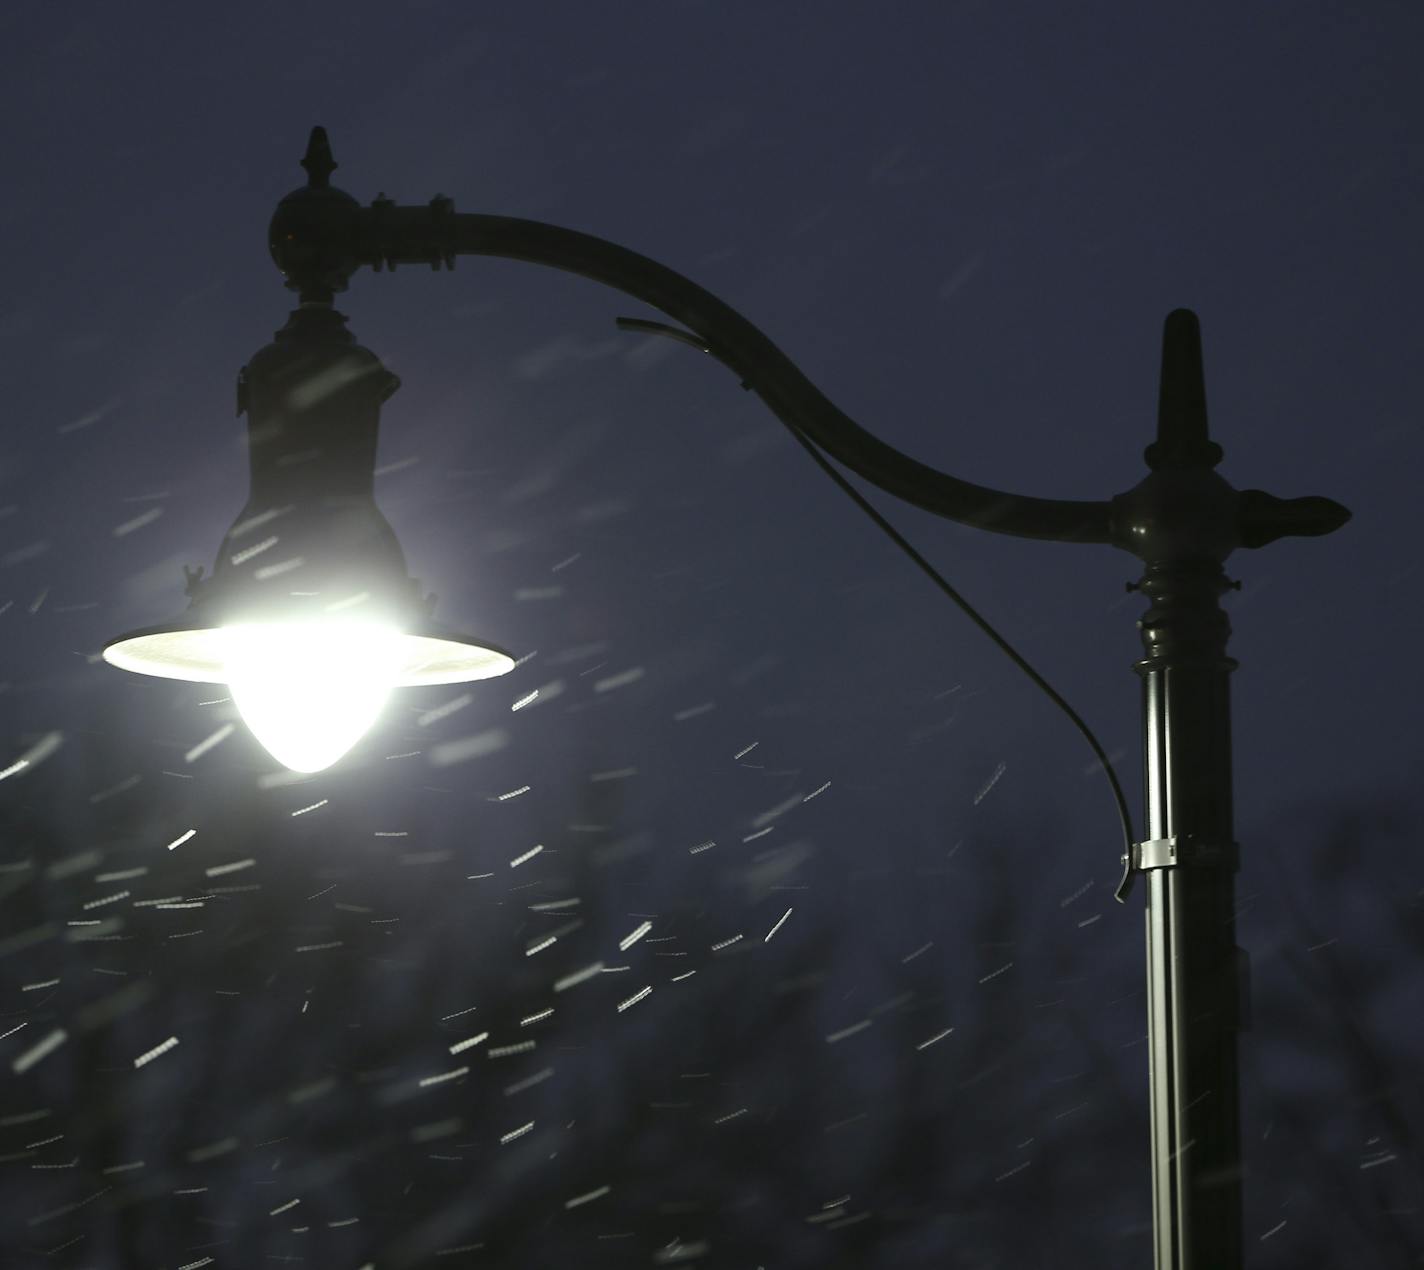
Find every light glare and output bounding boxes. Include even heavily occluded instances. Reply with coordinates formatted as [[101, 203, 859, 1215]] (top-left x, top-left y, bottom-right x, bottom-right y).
[[223, 621, 402, 772]]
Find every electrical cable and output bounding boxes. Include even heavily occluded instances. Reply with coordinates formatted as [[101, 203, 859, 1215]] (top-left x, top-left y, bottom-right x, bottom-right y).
[[617, 316, 1138, 900]]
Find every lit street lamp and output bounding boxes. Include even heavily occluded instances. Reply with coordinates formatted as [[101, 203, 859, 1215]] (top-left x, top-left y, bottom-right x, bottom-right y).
[[103, 128, 1348, 1269]]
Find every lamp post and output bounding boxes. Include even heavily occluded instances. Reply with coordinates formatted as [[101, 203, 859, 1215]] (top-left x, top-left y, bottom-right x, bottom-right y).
[[103, 128, 1348, 1269]]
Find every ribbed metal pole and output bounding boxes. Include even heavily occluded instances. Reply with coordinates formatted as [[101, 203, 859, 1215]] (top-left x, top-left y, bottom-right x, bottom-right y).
[[1138, 562, 1245, 1268], [1134, 312, 1247, 1268]]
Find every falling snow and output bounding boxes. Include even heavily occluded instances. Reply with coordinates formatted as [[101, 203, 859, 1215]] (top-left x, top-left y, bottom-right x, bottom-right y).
[[0, 11, 1412, 1269]]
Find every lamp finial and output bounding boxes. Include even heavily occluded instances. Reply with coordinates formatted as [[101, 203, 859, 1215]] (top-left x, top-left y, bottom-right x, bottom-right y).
[[300, 126, 337, 189], [1146, 308, 1222, 471]]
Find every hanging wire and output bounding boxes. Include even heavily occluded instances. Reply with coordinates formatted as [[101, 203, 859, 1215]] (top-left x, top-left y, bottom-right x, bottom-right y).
[[617, 316, 1137, 898]]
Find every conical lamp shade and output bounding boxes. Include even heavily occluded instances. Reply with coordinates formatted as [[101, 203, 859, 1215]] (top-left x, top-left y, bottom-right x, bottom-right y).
[[102, 619, 515, 688]]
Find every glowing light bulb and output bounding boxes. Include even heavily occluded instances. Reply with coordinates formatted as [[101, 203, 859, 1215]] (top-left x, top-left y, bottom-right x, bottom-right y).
[[222, 621, 402, 772]]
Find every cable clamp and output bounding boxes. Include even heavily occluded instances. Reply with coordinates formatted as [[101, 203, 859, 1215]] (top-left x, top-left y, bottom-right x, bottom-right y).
[[1114, 836, 1239, 902], [1135, 837, 1179, 869]]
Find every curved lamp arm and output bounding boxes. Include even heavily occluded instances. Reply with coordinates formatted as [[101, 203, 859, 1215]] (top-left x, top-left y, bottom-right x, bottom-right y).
[[271, 129, 1117, 545], [438, 214, 1112, 544], [270, 126, 1348, 558]]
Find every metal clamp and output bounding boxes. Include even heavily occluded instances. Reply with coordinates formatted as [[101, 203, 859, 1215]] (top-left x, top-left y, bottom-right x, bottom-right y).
[[1114, 835, 1239, 902], [1136, 837, 1180, 870]]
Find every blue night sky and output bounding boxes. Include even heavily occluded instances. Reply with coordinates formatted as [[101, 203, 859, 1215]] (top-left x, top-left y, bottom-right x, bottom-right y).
[[0, 3, 1420, 1266]]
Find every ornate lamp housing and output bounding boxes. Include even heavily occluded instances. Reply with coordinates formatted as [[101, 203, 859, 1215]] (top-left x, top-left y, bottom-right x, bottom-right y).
[[101, 301, 514, 691]]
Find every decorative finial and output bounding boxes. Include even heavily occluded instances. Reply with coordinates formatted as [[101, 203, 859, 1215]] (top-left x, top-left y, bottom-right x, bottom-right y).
[[1146, 308, 1223, 471], [300, 126, 337, 188]]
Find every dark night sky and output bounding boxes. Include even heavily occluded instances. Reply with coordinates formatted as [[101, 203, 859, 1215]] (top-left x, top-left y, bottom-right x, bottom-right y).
[[0, 3, 1421, 1267]]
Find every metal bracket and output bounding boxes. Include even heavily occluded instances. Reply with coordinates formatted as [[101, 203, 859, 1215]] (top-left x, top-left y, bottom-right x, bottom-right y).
[[1114, 835, 1239, 902], [1137, 837, 1180, 869]]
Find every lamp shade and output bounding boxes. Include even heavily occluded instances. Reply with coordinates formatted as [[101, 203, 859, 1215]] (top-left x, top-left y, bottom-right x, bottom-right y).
[[102, 303, 514, 769], [101, 618, 514, 688]]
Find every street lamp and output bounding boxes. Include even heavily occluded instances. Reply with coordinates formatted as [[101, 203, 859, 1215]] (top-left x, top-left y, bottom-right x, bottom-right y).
[[101, 241, 517, 770], [102, 127, 1348, 1269]]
